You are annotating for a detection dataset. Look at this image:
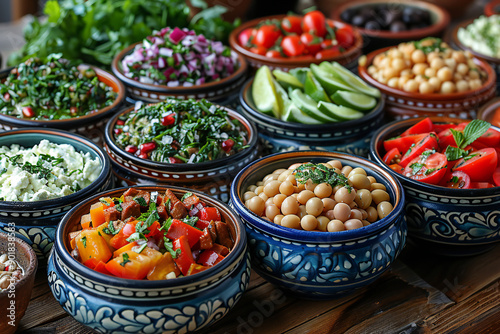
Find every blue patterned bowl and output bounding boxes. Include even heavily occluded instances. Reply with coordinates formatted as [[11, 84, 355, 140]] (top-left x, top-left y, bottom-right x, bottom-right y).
[[47, 185, 250, 334], [370, 117, 500, 256], [230, 151, 406, 299], [239, 79, 385, 157], [0, 128, 112, 261]]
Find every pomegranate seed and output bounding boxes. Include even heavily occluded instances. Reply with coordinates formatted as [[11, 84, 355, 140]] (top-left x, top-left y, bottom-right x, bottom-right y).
[[140, 142, 156, 153], [70, 106, 78, 115], [221, 138, 235, 153], [125, 145, 138, 154], [5, 266, 9, 271], [114, 128, 122, 135], [22, 106, 35, 118], [117, 120, 125, 126], [168, 157, 182, 164], [161, 114, 176, 126], [3, 93, 10, 101], [139, 153, 148, 159]]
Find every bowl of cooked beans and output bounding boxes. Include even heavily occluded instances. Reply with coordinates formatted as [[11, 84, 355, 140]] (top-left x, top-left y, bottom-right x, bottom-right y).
[[0, 233, 37, 334], [230, 151, 406, 299], [358, 38, 497, 119]]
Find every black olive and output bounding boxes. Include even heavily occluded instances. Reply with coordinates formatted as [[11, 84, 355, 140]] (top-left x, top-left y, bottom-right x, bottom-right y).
[[352, 15, 366, 26], [390, 21, 407, 32], [341, 8, 356, 22], [365, 21, 381, 30]]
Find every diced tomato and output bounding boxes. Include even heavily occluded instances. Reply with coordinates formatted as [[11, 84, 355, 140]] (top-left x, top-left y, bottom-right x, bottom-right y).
[[388, 164, 404, 174], [443, 171, 471, 189], [109, 229, 129, 250], [221, 138, 235, 153], [168, 157, 183, 164], [166, 219, 204, 248], [383, 133, 427, 155], [161, 114, 176, 126], [453, 148, 498, 182], [494, 167, 500, 187], [401, 118, 434, 137], [383, 148, 402, 165], [94, 261, 111, 275], [198, 207, 221, 221], [476, 128, 500, 147], [433, 123, 456, 134], [140, 142, 156, 153], [144, 221, 161, 238], [470, 182, 495, 188], [403, 152, 448, 185], [122, 222, 136, 238], [198, 250, 224, 267], [195, 219, 211, 230], [22, 106, 35, 118], [173, 236, 195, 276], [399, 133, 439, 167]]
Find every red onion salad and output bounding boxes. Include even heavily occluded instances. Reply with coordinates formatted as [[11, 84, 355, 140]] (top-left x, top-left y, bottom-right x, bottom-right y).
[[121, 27, 239, 87]]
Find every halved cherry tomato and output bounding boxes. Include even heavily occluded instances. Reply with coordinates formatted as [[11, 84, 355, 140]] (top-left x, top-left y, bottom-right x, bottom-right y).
[[401, 118, 434, 137], [470, 182, 495, 188], [335, 27, 355, 49], [437, 123, 468, 148], [494, 167, 500, 187], [383, 147, 402, 165], [492, 108, 500, 128], [238, 28, 255, 46], [302, 10, 326, 37], [383, 133, 427, 159], [315, 47, 341, 59], [281, 15, 303, 35], [444, 171, 471, 189], [254, 25, 281, 49], [403, 152, 448, 185], [433, 123, 456, 134], [300, 32, 322, 55], [476, 128, 500, 147], [399, 133, 439, 167], [265, 50, 282, 58], [281, 35, 305, 57], [453, 148, 498, 182], [389, 164, 404, 174]]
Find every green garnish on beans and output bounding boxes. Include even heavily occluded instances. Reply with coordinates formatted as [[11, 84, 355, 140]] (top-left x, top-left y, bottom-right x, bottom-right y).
[[294, 163, 352, 191], [0, 54, 116, 120]]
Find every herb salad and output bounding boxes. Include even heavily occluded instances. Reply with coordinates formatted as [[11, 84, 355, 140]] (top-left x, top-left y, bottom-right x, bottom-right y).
[[114, 99, 249, 164], [0, 55, 116, 120]]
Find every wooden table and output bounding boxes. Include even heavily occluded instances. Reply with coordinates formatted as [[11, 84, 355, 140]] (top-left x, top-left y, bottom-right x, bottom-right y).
[[18, 241, 500, 333]]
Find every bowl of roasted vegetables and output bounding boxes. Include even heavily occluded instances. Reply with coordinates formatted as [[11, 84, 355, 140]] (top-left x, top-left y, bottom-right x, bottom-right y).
[[0, 55, 125, 142], [48, 185, 250, 334], [230, 151, 406, 299], [370, 116, 500, 255], [104, 99, 258, 202]]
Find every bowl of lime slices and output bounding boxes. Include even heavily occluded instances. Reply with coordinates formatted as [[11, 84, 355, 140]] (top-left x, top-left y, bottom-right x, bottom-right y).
[[239, 61, 384, 156]]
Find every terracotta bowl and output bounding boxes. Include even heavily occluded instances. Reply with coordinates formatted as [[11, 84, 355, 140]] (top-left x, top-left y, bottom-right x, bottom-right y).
[[47, 185, 250, 333], [370, 116, 500, 256], [103, 104, 258, 203], [229, 14, 363, 72], [331, 0, 450, 53], [0, 128, 113, 261], [358, 46, 497, 120], [230, 151, 407, 299], [111, 42, 248, 105], [239, 78, 385, 157], [485, 0, 500, 16], [0, 233, 37, 334], [0, 65, 126, 145], [478, 97, 500, 127]]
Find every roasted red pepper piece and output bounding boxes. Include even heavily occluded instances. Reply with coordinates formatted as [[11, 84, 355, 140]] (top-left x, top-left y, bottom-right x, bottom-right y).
[[198, 207, 221, 221], [173, 236, 195, 276], [166, 219, 204, 248], [198, 250, 224, 267]]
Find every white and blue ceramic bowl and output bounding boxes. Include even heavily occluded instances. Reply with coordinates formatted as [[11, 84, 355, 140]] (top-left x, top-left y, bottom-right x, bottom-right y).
[[370, 116, 500, 256], [230, 151, 406, 299], [0, 128, 112, 261], [239, 79, 385, 157], [48, 185, 250, 334]]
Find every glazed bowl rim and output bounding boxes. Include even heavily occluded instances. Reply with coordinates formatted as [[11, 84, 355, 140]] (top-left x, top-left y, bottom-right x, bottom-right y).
[[478, 97, 500, 123], [331, 0, 450, 40], [370, 116, 500, 195], [0, 233, 38, 297], [358, 46, 497, 101], [104, 101, 258, 172], [0, 64, 126, 127], [228, 14, 363, 66], [239, 78, 385, 132], [485, 0, 500, 16], [111, 41, 248, 93], [230, 150, 405, 243], [55, 185, 247, 289], [451, 18, 500, 64], [0, 128, 111, 210]]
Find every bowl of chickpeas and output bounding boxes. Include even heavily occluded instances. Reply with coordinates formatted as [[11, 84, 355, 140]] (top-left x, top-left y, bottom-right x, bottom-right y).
[[0, 233, 37, 334], [358, 38, 497, 119], [230, 151, 407, 299]]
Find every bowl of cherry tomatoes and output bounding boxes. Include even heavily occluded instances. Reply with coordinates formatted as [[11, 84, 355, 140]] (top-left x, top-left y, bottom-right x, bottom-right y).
[[229, 11, 363, 71], [370, 116, 500, 256]]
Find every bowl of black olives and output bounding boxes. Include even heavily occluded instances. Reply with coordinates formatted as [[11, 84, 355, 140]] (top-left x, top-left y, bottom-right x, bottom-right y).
[[332, 0, 450, 53]]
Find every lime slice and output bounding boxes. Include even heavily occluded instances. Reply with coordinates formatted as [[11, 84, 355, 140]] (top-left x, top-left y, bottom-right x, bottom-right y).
[[273, 69, 304, 90], [310, 64, 354, 96], [290, 89, 338, 123], [273, 78, 290, 115], [289, 68, 310, 85], [318, 101, 364, 121], [304, 71, 331, 103], [321, 62, 381, 98], [252, 66, 280, 118], [282, 102, 322, 124], [331, 90, 377, 111]]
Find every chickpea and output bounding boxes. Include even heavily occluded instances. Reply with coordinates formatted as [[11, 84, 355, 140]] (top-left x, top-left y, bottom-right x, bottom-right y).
[[322, 198, 336, 212], [398, 76, 409, 89], [298, 205, 308, 219], [367, 176, 376, 184], [355, 189, 372, 209], [247, 196, 265, 216], [297, 190, 315, 205], [254, 185, 264, 195], [305, 179, 317, 191], [273, 168, 287, 175], [279, 181, 294, 196], [247, 185, 257, 192], [411, 49, 426, 63], [263, 174, 278, 182], [414, 75, 425, 84], [327, 220, 346, 232], [380, 57, 391, 69], [389, 48, 404, 58], [427, 51, 440, 63], [325, 209, 335, 220], [350, 209, 363, 220], [266, 205, 281, 221], [388, 77, 399, 88], [265, 197, 274, 207], [341, 166, 353, 177], [454, 73, 463, 82], [301, 215, 318, 231], [349, 174, 371, 190], [371, 183, 386, 191], [437, 67, 452, 82], [469, 79, 482, 90], [333, 202, 351, 222], [348, 167, 367, 177], [243, 191, 257, 201], [281, 215, 301, 229], [285, 175, 297, 185], [468, 70, 480, 80], [278, 169, 292, 182], [377, 201, 394, 219], [314, 183, 332, 198], [317, 216, 330, 232], [424, 67, 436, 78], [344, 219, 363, 230], [258, 192, 268, 202], [306, 197, 324, 216], [456, 80, 469, 92], [403, 79, 419, 93], [371, 189, 390, 205], [430, 57, 445, 70], [452, 51, 466, 63], [273, 194, 287, 208], [412, 63, 428, 76], [281, 196, 299, 215], [368, 65, 377, 75], [327, 160, 342, 169], [428, 77, 442, 91], [419, 81, 434, 94], [444, 58, 456, 71], [264, 180, 281, 197], [392, 58, 406, 72], [334, 187, 356, 204], [383, 67, 399, 79], [274, 214, 284, 225], [440, 81, 456, 94], [366, 206, 378, 222], [400, 69, 412, 77], [288, 163, 302, 170]]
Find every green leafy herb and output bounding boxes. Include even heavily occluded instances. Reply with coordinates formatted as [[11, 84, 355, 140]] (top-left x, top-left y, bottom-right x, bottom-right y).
[[413, 38, 446, 54], [445, 120, 490, 161], [424, 168, 436, 175], [102, 221, 119, 235], [0, 168, 7, 176], [182, 216, 199, 227], [450, 176, 459, 183], [133, 197, 148, 207], [99, 198, 110, 205], [410, 162, 425, 176], [160, 217, 173, 232], [81, 236, 87, 248], [132, 243, 147, 254], [71, 183, 81, 192], [120, 253, 131, 267], [163, 236, 181, 259], [181, 192, 193, 202], [445, 146, 470, 161], [293, 163, 351, 191], [464, 153, 479, 162], [126, 232, 148, 243]]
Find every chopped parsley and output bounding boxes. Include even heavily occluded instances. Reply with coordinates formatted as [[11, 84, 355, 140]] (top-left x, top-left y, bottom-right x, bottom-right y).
[[163, 236, 181, 259], [133, 197, 148, 207], [120, 253, 131, 267], [181, 192, 193, 202], [81, 236, 87, 248], [294, 163, 352, 191], [182, 216, 199, 227]]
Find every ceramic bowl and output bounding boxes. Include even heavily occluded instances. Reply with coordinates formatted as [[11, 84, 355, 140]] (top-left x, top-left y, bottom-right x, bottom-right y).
[[229, 15, 363, 72], [0, 233, 37, 334], [485, 0, 500, 16], [111, 42, 248, 106], [230, 151, 407, 299], [370, 116, 500, 256], [0, 65, 126, 144], [478, 97, 500, 127], [239, 78, 384, 157], [47, 185, 250, 334], [0, 128, 112, 261], [331, 0, 450, 53], [103, 104, 258, 203], [358, 46, 497, 119]]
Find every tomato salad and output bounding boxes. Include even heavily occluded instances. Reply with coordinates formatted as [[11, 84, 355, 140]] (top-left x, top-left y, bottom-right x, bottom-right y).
[[381, 118, 500, 189], [69, 188, 234, 280], [238, 11, 356, 59]]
